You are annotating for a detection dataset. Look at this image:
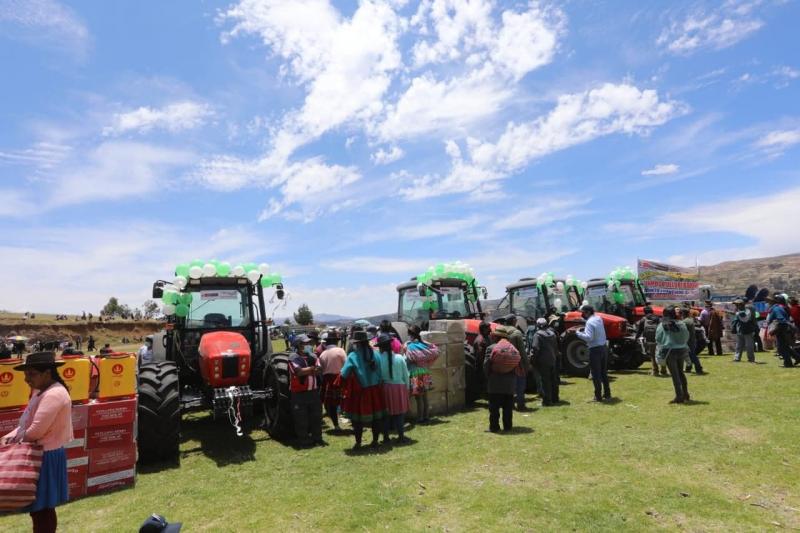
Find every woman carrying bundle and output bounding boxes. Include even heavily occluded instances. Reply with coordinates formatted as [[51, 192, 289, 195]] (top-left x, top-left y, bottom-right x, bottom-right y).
[[403, 325, 439, 424], [340, 331, 386, 449], [375, 333, 410, 444], [483, 326, 519, 432], [1, 352, 73, 533]]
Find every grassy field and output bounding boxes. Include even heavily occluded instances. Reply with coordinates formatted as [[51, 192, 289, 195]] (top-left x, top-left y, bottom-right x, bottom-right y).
[[2, 350, 799, 532]]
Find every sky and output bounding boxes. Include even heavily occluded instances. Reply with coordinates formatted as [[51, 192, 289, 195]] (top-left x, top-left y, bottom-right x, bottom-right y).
[[1, 0, 799, 319]]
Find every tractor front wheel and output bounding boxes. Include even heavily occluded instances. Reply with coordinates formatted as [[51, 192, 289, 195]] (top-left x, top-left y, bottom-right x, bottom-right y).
[[137, 362, 180, 464], [264, 353, 293, 439], [561, 336, 590, 377]]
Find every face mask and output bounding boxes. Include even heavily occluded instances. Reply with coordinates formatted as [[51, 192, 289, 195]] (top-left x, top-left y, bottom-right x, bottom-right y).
[[303, 345, 313, 355]]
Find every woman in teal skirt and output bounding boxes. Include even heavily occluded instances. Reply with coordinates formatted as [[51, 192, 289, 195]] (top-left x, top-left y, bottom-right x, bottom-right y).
[[2, 352, 73, 533]]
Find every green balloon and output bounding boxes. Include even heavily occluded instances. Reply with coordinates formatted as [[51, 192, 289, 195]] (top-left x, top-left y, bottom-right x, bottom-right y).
[[179, 292, 193, 305], [243, 262, 257, 273], [175, 303, 189, 317], [217, 262, 231, 276], [260, 276, 273, 287], [175, 264, 190, 277], [162, 292, 177, 306], [613, 292, 625, 304], [190, 259, 204, 268]]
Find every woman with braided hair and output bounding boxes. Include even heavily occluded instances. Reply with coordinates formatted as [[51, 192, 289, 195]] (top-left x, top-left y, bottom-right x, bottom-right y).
[[376, 333, 410, 444], [340, 331, 386, 449]]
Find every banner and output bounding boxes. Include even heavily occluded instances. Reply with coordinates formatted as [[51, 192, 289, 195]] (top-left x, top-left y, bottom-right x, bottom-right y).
[[637, 259, 699, 301]]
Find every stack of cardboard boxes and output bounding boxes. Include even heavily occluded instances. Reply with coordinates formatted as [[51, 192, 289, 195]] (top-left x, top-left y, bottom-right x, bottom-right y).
[[421, 320, 467, 416]]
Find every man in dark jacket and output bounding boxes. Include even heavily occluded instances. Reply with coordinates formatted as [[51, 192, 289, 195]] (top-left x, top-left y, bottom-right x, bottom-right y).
[[502, 316, 529, 411], [681, 305, 705, 375], [529, 318, 559, 406], [483, 328, 517, 432], [635, 307, 665, 376], [732, 299, 756, 362]]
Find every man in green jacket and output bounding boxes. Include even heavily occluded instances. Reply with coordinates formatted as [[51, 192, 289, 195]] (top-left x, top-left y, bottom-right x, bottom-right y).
[[656, 306, 691, 404]]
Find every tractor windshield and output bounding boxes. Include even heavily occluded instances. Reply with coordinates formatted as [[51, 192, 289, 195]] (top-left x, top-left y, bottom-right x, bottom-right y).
[[398, 287, 429, 324], [510, 286, 546, 318], [622, 282, 647, 306], [435, 286, 470, 318], [585, 284, 610, 312], [184, 287, 251, 329], [546, 285, 581, 313]]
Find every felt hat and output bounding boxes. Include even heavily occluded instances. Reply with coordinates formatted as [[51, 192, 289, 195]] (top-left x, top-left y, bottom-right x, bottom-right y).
[[139, 514, 182, 533], [351, 330, 369, 343], [13, 351, 65, 371]]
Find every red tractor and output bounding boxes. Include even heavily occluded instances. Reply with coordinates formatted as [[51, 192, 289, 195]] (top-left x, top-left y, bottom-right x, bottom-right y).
[[143, 261, 292, 463], [584, 276, 664, 323], [493, 276, 643, 376]]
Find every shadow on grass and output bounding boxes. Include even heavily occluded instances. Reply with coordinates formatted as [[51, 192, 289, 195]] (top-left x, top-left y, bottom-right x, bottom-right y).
[[180, 415, 262, 467], [599, 397, 623, 405], [682, 399, 710, 406], [137, 457, 180, 474], [489, 426, 534, 435], [343, 442, 397, 456]]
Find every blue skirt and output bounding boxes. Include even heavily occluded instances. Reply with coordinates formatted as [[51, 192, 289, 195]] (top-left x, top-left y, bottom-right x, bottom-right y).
[[22, 448, 68, 513]]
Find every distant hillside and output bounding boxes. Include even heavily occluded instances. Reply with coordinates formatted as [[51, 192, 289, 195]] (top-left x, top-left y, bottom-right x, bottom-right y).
[[699, 253, 800, 297]]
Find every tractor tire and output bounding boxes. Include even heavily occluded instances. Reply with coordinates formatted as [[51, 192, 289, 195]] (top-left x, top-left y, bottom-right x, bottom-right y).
[[561, 335, 590, 377], [264, 352, 293, 439], [137, 362, 180, 464]]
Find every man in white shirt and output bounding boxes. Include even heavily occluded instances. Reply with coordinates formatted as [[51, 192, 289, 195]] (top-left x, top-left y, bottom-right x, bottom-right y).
[[576, 305, 611, 402]]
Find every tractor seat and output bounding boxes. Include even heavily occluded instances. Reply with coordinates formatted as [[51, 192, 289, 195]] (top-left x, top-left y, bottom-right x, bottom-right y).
[[203, 313, 230, 327]]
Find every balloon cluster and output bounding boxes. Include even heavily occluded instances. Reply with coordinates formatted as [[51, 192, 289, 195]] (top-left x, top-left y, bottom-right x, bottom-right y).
[[163, 259, 283, 317], [605, 266, 638, 304], [415, 261, 478, 310], [538, 273, 586, 297]]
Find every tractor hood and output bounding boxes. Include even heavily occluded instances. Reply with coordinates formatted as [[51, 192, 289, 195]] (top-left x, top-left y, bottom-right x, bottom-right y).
[[198, 331, 251, 387], [564, 310, 628, 339]]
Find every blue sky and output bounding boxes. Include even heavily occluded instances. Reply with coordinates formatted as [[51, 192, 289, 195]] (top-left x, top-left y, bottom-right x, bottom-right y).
[[1, 0, 799, 318]]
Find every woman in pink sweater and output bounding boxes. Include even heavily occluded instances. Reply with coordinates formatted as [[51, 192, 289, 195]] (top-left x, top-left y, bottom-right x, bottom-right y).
[[2, 352, 73, 533]]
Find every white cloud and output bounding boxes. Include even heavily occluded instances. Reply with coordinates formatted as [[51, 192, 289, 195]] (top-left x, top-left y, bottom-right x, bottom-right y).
[[660, 186, 800, 264], [0, 0, 89, 54], [47, 141, 194, 207], [491, 198, 591, 230], [658, 1, 765, 55], [221, 0, 403, 158], [326, 257, 433, 274], [641, 163, 679, 176], [755, 129, 800, 155], [0, 142, 72, 170], [0, 189, 35, 216], [104, 101, 212, 136], [0, 223, 282, 315], [401, 83, 684, 199], [371, 146, 405, 165]]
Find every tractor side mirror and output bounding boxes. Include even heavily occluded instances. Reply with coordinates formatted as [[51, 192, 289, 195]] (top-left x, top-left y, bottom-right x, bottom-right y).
[[480, 286, 488, 299], [276, 283, 285, 300], [152, 281, 164, 299]]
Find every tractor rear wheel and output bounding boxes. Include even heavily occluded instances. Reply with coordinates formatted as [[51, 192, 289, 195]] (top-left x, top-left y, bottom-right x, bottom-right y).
[[561, 336, 590, 377], [264, 352, 293, 439], [137, 362, 180, 464]]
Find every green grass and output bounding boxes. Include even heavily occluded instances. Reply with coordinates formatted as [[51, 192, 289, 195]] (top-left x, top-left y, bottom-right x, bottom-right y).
[[3, 351, 799, 532]]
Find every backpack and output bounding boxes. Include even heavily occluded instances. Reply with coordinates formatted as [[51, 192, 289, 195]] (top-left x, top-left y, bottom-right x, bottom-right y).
[[490, 339, 521, 374], [643, 316, 659, 343]]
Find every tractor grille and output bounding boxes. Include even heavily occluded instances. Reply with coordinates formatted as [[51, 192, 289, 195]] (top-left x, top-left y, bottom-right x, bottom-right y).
[[222, 356, 239, 379]]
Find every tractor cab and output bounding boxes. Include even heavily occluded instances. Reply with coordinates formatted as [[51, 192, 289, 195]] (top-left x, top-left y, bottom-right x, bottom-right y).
[[397, 276, 485, 328], [494, 277, 583, 331], [585, 276, 661, 324]]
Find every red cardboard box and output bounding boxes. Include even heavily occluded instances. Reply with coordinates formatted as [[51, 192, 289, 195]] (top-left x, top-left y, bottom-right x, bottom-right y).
[[88, 398, 136, 428], [0, 407, 24, 435], [87, 422, 134, 449], [71, 403, 89, 431], [88, 443, 137, 474], [67, 463, 88, 500], [86, 467, 135, 495], [65, 429, 87, 459]]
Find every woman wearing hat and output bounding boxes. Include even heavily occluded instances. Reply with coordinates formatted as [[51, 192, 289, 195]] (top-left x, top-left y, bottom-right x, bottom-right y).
[[1, 352, 73, 533], [340, 331, 386, 449]]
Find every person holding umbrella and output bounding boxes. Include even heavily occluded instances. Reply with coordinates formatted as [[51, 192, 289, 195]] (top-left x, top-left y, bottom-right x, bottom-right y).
[[1, 352, 73, 533]]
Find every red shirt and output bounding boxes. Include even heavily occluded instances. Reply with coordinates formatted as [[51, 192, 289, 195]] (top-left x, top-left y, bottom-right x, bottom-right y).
[[789, 304, 800, 327]]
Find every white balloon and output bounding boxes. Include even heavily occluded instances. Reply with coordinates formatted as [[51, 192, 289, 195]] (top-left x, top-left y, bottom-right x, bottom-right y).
[[162, 304, 176, 315], [202, 263, 217, 277], [232, 265, 245, 277], [246, 270, 261, 284], [556, 281, 564, 290], [582, 299, 589, 306], [173, 276, 187, 289], [189, 266, 203, 279], [258, 263, 270, 275], [581, 281, 588, 289], [554, 298, 563, 309]]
